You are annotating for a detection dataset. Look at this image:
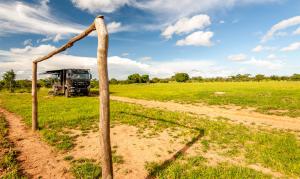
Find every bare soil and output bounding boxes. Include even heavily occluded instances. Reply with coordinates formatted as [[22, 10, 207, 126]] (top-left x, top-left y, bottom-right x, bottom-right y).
[[111, 96, 300, 132], [0, 108, 71, 179], [67, 125, 186, 178], [67, 124, 286, 179]]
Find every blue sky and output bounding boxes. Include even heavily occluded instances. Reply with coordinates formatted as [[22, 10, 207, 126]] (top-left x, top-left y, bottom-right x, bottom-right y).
[[0, 0, 299, 79]]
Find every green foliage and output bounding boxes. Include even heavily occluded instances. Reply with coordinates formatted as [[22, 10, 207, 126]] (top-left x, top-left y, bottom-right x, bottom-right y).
[[291, 73, 300, 81], [141, 74, 150, 83], [90, 79, 99, 88], [109, 78, 118, 84], [0, 80, 4, 90], [255, 74, 265, 81], [38, 78, 54, 88], [2, 69, 16, 92], [151, 77, 160, 83], [174, 73, 189, 82], [128, 73, 141, 83], [127, 73, 150, 83]]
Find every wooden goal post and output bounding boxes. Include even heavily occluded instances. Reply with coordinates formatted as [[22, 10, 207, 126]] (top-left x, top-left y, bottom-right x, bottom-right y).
[[31, 16, 113, 178]]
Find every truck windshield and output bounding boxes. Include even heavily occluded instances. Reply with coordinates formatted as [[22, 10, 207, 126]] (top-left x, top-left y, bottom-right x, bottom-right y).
[[71, 73, 90, 79]]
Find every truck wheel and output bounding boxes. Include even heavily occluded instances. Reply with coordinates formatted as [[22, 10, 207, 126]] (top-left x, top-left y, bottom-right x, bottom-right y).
[[65, 89, 70, 98]]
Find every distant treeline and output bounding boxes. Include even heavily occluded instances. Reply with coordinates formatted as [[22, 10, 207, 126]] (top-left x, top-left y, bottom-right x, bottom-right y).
[[1, 70, 300, 92], [103, 73, 300, 85]]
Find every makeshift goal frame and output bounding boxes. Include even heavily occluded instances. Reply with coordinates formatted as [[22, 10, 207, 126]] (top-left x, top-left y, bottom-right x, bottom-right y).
[[31, 16, 113, 178]]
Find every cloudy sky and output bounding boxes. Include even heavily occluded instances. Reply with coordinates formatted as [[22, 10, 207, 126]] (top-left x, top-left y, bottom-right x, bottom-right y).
[[0, 0, 299, 79]]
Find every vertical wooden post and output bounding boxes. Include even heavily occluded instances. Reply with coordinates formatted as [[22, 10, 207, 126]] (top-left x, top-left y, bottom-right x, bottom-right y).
[[32, 62, 38, 131], [95, 16, 113, 179]]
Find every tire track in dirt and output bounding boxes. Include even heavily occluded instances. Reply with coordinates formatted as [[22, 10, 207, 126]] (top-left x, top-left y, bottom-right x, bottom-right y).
[[0, 108, 72, 179], [111, 96, 300, 132]]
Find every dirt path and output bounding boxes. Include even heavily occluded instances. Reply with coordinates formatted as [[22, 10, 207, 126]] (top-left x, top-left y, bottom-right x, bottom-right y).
[[111, 96, 300, 132], [0, 108, 72, 179]]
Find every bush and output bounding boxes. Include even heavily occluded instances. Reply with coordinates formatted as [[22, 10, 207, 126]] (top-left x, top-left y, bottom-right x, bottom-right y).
[[141, 75, 150, 83], [291, 74, 300, 81], [174, 73, 189, 82], [128, 73, 141, 83], [2, 69, 16, 92], [109, 78, 118, 84], [90, 79, 99, 88]]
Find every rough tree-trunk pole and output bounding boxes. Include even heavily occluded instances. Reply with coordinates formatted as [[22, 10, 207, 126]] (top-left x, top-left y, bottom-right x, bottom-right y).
[[95, 16, 113, 179], [32, 62, 38, 131]]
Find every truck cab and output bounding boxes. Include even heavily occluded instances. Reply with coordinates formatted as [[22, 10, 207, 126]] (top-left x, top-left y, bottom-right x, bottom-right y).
[[45, 69, 92, 97]]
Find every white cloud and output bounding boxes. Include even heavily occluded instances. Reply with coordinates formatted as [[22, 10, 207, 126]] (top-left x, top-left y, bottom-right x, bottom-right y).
[[243, 57, 283, 70], [121, 52, 129, 57], [0, 1, 124, 41], [161, 14, 211, 39], [280, 42, 300, 52], [293, 27, 300, 35], [70, 0, 281, 23], [131, 0, 281, 20], [252, 45, 276, 52], [107, 21, 124, 33], [71, 0, 129, 13], [0, 44, 236, 79], [176, 31, 214, 46], [23, 39, 33, 46], [140, 56, 152, 62], [261, 16, 300, 42], [227, 54, 248, 61], [267, 54, 277, 60]]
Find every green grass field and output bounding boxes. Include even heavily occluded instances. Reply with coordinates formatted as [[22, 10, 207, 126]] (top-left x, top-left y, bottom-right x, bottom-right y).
[[0, 88, 299, 178], [110, 81, 300, 117]]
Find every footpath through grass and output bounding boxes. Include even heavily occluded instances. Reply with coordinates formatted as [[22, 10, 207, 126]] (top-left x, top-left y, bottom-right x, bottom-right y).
[[0, 114, 24, 178], [0, 89, 299, 178], [110, 81, 300, 117]]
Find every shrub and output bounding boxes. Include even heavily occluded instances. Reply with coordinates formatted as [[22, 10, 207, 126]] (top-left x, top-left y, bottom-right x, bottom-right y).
[[174, 73, 189, 82]]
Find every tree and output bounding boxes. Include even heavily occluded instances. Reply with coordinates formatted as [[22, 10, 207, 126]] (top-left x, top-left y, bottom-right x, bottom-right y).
[[109, 78, 118, 84], [151, 77, 160, 83], [90, 79, 99, 88], [0, 80, 4, 90], [270, 75, 280, 81], [291, 74, 300, 81], [174, 73, 189, 82], [255, 74, 265, 82], [141, 75, 149, 83], [191, 76, 203, 82], [2, 69, 16, 92], [128, 73, 141, 83]]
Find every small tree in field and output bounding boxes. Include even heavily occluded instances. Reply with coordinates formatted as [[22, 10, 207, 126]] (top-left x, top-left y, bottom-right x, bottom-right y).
[[174, 73, 189, 82], [291, 74, 300, 81], [255, 74, 265, 82], [3, 69, 16, 92], [141, 75, 149, 83], [128, 73, 141, 83]]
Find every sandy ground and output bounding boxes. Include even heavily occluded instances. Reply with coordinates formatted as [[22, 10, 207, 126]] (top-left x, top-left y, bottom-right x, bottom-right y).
[[0, 108, 71, 179], [67, 125, 187, 178], [111, 96, 300, 132], [67, 124, 285, 179]]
